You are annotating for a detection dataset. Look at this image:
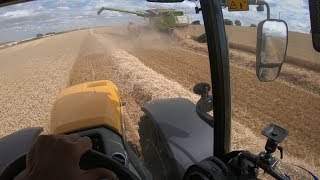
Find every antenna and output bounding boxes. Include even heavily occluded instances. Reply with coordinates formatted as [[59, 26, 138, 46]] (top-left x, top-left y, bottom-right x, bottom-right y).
[[278, 11, 281, 19]]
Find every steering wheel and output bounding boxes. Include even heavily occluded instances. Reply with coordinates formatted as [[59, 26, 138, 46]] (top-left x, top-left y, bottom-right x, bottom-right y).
[[0, 149, 140, 180]]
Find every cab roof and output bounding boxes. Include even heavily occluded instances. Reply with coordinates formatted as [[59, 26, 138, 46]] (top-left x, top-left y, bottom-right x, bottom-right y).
[[0, 0, 34, 7]]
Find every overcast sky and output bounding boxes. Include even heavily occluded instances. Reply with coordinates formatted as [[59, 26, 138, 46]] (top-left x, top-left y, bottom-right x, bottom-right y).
[[0, 0, 311, 43]]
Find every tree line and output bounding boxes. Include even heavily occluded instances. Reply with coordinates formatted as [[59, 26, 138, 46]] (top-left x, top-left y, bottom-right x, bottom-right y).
[[224, 19, 256, 27]]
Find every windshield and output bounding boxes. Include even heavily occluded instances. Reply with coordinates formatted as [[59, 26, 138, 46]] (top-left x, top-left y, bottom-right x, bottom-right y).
[[222, 0, 319, 178], [0, 0, 319, 179]]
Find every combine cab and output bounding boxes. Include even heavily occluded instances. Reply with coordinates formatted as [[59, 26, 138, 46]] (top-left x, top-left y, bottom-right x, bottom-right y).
[[97, 7, 189, 32]]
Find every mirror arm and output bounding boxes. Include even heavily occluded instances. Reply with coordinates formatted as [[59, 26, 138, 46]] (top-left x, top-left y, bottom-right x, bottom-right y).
[[196, 99, 214, 128], [257, 1, 270, 19], [250, 0, 270, 19]]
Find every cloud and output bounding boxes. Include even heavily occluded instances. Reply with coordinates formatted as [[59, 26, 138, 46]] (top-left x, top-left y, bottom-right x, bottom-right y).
[[57, 6, 70, 10], [263, 21, 287, 37], [1, 9, 34, 18], [0, 0, 311, 43]]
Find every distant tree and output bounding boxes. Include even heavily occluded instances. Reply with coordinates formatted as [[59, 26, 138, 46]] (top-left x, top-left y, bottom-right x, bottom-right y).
[[36, 33, 43, 38], [235, 20, 242, 26], [191, 20, 201, 25], [224, 19, 233, 26], [46, 32, 55, 35], [249, 24, 256, 27]]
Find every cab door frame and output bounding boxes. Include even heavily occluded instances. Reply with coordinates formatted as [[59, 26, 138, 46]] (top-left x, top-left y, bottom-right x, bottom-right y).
[[200, 0, 232, 157]]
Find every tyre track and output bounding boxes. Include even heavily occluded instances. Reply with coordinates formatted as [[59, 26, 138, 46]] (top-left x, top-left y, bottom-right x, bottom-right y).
[[67, 34, 143, 145]]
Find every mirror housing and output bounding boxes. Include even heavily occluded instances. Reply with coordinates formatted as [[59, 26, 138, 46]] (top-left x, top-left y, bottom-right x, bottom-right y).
[[308, 0, 320, 52], [256, 19, 288, 82]]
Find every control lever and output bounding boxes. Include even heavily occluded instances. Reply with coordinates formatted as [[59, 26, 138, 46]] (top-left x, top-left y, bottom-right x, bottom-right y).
[[277, 146, 283, 159], [260, 124, 288, 179], [262, 124, 288, 161]]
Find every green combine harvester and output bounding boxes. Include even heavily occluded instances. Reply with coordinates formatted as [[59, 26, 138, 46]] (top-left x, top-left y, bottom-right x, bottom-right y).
[[97, 7, 189, 31]]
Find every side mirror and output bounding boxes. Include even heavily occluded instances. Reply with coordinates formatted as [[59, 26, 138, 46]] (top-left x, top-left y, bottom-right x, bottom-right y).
[[309, 0, 320, 52], [256, 19, 288, 82]]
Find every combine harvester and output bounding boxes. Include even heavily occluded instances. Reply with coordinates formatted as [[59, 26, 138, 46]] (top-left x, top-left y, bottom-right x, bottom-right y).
[[97, 7, 189, 33]]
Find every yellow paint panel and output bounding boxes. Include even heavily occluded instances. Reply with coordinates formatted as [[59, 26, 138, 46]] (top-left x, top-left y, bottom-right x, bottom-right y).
[[228, 0, 249, 11], [50, 80, 123, 135]]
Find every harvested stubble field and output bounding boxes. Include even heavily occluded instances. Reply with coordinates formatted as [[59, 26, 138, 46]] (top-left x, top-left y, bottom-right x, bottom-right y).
[[182, 25, 320, 71], [0, 26, 319, 179]]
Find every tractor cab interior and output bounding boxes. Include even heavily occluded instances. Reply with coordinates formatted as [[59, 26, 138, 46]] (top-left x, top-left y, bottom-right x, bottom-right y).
[[0, 0, 319, 179]]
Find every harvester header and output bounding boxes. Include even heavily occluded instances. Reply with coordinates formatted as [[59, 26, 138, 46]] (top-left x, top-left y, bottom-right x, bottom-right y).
[[97, 6, 189, 31], [97, 7, 146, 17]]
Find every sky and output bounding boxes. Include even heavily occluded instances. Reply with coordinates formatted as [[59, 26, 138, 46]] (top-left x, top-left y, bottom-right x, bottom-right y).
[[0, 0, 311, 43]]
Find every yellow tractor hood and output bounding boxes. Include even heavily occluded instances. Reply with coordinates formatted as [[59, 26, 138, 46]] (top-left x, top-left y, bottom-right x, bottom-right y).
[[50, 80, 123, 135]]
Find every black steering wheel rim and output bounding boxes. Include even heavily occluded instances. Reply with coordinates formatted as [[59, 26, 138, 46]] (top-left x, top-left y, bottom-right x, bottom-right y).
[[0, 149, 140, 180]]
